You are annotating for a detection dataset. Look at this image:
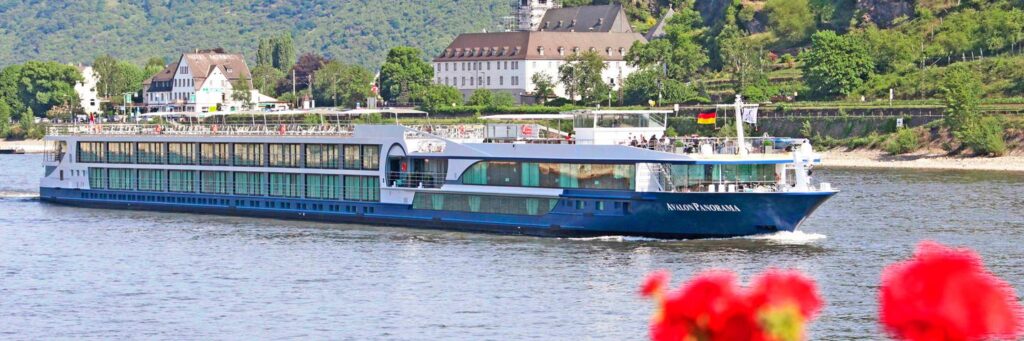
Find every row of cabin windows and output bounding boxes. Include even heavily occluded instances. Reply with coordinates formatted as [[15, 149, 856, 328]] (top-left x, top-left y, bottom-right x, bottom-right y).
[[87, 168, 379, 202], [460, 161, 635, 190], [78, 192, 378, 214], [411, 192, 557, 216], [78, 142, 377, 170]]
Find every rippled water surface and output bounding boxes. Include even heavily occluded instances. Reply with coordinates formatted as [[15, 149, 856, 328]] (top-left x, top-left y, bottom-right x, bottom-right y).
[[1, 154, 1022, 339]]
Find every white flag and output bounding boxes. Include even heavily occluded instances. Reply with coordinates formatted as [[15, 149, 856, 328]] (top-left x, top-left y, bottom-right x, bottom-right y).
[[742, 107, 758, 125]]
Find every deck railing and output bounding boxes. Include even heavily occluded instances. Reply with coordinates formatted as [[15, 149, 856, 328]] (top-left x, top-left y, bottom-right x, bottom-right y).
[[625, 137, 805, 156], [47, 124, 354, 137]]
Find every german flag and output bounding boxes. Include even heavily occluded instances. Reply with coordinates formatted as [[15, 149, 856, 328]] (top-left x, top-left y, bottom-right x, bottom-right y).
[[697, 111, 717, 125]]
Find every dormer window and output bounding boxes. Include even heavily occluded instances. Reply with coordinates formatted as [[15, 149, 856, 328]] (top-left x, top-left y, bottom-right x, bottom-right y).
[[538, 46, 544, 56], [558, 47, 564, 56], [589, 47, 596, 53], [606, 47, 612, 56], [619, 47, 625, 55], [573, 47, 580, 53]]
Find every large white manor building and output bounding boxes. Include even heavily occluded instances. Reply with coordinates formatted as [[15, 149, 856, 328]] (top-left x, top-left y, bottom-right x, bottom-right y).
[[433, 1, 647, 104], [142, 49, 258, 113]]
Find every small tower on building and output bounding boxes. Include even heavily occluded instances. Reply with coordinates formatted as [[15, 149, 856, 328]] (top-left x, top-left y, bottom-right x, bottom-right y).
[[517, 0, 559, 31]]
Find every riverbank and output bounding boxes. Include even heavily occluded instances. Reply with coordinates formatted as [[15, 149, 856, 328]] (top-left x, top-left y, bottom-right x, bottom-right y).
[[820, 149, 1024, 172], [0, 139, 45, 154]]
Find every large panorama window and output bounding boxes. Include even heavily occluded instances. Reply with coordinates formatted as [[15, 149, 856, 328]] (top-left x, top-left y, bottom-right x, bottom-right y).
[[106, 142, 134, 164], [269, 144, 301, 168], [461, 161, 635, 190], [137, 143, 164, 164], [233, 143, 263, 167], [667, 164, 777, 191], [199, 143, 229, 166], [412, 193, 558, 216], [168, 143, 195, 165], [77, 142, 104, 163], [305, 144, 339, 169]]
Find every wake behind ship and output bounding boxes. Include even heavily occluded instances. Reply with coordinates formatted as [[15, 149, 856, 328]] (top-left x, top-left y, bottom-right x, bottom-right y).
[[38, 106, 836, 239]]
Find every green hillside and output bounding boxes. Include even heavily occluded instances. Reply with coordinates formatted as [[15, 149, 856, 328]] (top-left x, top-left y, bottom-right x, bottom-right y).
[[0, 0, 509, 68]]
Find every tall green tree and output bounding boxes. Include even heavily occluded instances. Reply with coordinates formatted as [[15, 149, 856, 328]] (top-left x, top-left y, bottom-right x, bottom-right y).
[[941, 64, 982, 132], [765, 0, 816, 45], [379, 46, 433, 102], [800, 30, 874, 97], [313, 61, 374, 107], [622, 69, 702, 105], [92, 55, 118, 99], [271, 33, 296, 71], [16, 61, 83, 116], [531, 72, 556, 104], [558, 51, 608, 105], [256, 38, 274, 68], [0, 65, 24, 114]]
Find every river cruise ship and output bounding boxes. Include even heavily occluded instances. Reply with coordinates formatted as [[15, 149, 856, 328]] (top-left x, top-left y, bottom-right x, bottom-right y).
[[39, 105, 836, 239]]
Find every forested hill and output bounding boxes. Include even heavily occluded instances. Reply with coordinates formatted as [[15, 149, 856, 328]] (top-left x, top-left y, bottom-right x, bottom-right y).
[[0, 0, 508, 68]]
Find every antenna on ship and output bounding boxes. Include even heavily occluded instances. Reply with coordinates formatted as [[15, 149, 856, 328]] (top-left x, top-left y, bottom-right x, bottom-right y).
[[716, 94, 759, 156]]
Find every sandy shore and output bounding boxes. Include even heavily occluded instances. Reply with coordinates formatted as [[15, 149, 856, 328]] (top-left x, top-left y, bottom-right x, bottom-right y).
[[821, 149, 1024, 172], [0, 139, 46, 153]]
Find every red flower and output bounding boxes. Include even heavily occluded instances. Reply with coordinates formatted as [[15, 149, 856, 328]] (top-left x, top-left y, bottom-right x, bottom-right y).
[[641, 270, 671, 298], [657, 270, 762, 341], [880, 241, 1023, 341], [748, 270, 823, 341]]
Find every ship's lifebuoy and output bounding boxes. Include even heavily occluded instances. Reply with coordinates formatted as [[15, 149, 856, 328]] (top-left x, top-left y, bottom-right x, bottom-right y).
[[155, 125, 162, 134]]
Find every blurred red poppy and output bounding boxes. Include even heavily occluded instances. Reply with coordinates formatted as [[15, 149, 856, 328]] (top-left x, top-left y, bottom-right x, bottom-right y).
[[880, 241, 1022, 341], [641, 270, 670, 298], [748, 270, 823, 341]]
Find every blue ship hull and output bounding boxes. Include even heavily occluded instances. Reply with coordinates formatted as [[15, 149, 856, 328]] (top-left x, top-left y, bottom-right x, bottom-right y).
[[39, 187, 835, 239]]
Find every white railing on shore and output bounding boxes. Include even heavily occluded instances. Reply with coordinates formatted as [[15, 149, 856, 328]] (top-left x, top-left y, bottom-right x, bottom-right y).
[[47, 124, 355, 137]]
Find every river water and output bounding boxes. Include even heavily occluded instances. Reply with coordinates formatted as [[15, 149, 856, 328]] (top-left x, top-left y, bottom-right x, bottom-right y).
[[1, 154, 1022, 340]]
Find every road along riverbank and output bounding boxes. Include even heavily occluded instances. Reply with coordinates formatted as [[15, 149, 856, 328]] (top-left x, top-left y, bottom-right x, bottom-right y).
[[0, 139, 45, 154]]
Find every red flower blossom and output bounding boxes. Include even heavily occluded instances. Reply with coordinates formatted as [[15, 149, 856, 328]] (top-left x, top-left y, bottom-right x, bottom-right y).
[[748, 270, 823, 341], [880, 241, 1023, 341], [641, 270, 671, 298], [656, 270, 762, 341]]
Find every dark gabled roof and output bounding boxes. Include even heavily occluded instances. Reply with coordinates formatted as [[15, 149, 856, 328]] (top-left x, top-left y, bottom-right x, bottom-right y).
[[143, 64, 175, 92], [433, 31, 645, 62], [645, 7, 676, 40], [537, 4, 631, 33]]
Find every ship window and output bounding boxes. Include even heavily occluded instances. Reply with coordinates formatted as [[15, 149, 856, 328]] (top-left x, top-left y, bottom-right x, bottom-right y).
[[138, 169, 165, 191], [343, 144, 361, 169], [88, 167, 106, 189], [168, 143, 195, 165], [200, 171, 230, 194], [137, 143, 165, 164], [199, 143, 229, 166], [233, 143, 264, 167], [412, 193, 558, 216], [305, 144, 339, 169], [269, 143, 301, 168], [268, 173, 303, 198], [306, 174, 340, 200], [106, 142, 134, 164], [343, 175, 379, 202], [233, 172, 266, 196], [168, 170, 195, 192], [361, 145, 380, 170], [666, 164, 776, 191], [107, 168, 136, 190], [78, 142, 104, 163], [461, 161, 635, 190]]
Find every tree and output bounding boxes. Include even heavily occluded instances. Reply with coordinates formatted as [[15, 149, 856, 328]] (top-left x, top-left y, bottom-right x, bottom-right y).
[[379, 46, 433, 102], [251, 65, 285, 97], [15, 61, 82, 116], [626, 36, 708, 82], [143, 57, 166, 78], [856, 27, 919, 74], [412, 84, 462, 111], [0, 65, 24, 114], [271, 33, 296, 71], [277, 53, 328, 96], [93, 55, 145, 103], [622, 69, 702, 105], [531, 72, 556, 104], [558, 51, 607, 105], [256, 38, 273, 68], [467, 89, 494, 106], [231, 77, 253, 109], [0, 98, 11, 136], [765, 0, 816, 45], [720, 34, 770, 94], [92, 55, 118, 99], [313, 61, 374, 107], [800, 31, 874, 97]]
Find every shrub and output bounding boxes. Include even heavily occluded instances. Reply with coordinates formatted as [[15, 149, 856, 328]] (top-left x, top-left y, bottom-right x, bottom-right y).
[[957, 116, 1007, 156], [885, 128, 921, 155]]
